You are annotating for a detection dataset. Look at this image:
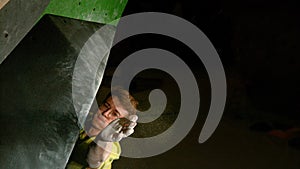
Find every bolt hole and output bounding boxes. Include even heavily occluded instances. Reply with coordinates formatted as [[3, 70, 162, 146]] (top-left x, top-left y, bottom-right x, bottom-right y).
[[104, 13, 107, 16], [4, 32, 8, 38], [63, 20, 67, 23], [93, 8, 96, 11], [79, 2, 81, 5]]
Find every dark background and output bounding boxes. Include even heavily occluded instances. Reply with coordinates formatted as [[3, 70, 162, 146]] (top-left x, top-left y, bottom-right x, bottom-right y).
[[120, 0, 300, 119], [106, 0, 300, 168]]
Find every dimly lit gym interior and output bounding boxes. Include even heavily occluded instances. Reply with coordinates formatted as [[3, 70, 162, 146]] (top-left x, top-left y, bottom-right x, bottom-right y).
[[1, 0, 299, 169]]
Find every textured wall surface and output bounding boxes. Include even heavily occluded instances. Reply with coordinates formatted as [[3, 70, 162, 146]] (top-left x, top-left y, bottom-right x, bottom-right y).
[[0, 0, 50, 63], [0, 15, 115, 169]]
